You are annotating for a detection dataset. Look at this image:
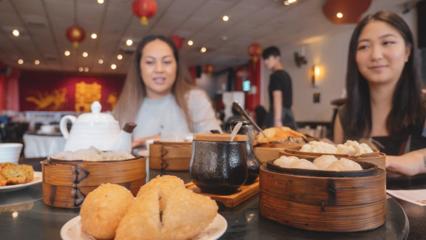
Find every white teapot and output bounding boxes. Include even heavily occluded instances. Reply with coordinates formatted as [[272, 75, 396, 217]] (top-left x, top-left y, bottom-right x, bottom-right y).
[[59, 101, 135, 153]]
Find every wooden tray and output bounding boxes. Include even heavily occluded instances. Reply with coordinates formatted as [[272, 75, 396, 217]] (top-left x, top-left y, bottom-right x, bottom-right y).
[[186, 179, 259, 208], [149, 141, 192, 171]]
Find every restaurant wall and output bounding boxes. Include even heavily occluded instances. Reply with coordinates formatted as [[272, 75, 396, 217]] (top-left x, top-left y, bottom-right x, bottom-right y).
[[260, 10, 417, 123]]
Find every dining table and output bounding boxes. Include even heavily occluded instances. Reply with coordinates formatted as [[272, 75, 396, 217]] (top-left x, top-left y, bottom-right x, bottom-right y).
[[0, 158, 424, 240]]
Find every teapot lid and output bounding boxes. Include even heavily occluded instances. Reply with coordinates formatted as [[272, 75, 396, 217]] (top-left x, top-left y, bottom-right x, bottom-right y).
[[77, 101, 118, 123]]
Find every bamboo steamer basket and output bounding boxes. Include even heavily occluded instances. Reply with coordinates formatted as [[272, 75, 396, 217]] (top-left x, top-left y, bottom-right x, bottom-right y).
[[254, 142, 303, 164], [259, 159, 386, 232], [42, 157, 146, 208], [149, 141, 192, 171], [283, 148, 386, 169]]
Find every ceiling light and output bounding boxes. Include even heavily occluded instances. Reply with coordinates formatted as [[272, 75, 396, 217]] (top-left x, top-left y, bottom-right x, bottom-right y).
[[117, 54, 123, 60], [336, 12, 343, 19], [17, 59, 24, 65], [98, 59, 104, 64], [84, 67, 89, 72], [126, 39, 133, 46], [90, 33, 97, 39], [12, 29, 20, 37], [283, 0, 297, 6], [200, 47, 207, 53], [78, 67, 83, 72], [97, 0, 104, 4], [187, 40, 194, 46], [82, 52, 88, 58], [34, 60, 40, 65], [221, 36, 228, 41], [64, 50, 71, 56], [110, 64, 117, 70], [222, 15, 229, 22]]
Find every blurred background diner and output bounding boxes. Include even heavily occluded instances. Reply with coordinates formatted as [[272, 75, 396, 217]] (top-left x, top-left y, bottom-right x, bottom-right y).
[[0, 0, 424, 157]]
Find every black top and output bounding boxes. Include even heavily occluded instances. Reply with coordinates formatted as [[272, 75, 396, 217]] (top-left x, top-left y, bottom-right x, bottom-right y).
[[268, 70, 292, 112]]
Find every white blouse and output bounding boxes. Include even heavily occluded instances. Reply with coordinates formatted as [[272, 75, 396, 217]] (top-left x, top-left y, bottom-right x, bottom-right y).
[[133, 89, 221, 139]]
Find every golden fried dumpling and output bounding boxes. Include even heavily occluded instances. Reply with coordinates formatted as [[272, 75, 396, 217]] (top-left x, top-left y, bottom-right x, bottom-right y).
[[116, 175, 218, 240], [80, 183, 134, 240]]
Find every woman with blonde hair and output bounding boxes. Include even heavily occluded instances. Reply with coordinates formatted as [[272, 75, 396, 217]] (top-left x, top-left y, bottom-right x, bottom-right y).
[[113, 35, 220, 146]]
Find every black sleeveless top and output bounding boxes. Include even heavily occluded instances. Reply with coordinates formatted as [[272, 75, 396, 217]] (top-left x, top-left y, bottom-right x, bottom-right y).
[[338, 106, 426, 155]]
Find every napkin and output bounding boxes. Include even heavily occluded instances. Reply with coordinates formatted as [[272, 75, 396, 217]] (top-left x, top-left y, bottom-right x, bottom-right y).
[[386, 189, 426, 206]]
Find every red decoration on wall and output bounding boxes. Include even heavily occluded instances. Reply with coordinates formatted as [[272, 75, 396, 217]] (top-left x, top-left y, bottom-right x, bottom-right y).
[[248, 43, 262, 63], [66, 25, 86, 48], [19, 71, 125, 111], [323, 0, 372, 24], [132, 0, 158, 26], [171, 35, 184, 49], [203, 64, 214, 75]]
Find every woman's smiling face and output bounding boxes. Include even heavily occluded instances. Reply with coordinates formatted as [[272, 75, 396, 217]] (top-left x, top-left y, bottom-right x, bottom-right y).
[[140, 39, 177, 99], [355, 20, 410, 86]]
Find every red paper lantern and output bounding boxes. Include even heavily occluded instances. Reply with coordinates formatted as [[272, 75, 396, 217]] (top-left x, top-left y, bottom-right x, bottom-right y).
[[132, 0, 158, 26], [171, 35, 184, 49], [66, 25, 86, 48], [248, 43, 262, 63], [203, 64, 214, 75]]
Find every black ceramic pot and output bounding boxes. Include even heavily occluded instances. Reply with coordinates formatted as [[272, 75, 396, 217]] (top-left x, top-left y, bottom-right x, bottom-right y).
[[190, 138, 248, 194]]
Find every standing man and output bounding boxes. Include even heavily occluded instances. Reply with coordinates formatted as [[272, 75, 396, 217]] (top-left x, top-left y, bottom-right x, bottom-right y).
[[262, 46, 297, 129]]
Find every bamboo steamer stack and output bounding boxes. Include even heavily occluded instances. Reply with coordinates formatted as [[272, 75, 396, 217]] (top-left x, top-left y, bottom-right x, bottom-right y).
[[149, 141, 192, 171], [42, 157, 146, 208], [259, 148, 386, 232]]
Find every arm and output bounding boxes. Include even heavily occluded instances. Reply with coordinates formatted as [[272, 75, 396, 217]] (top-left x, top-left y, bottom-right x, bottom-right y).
[[132, 134, 160, 148], [188, 89, 221, 133], [333, 116, 344, 144], [386, 148, 426, 176], [272, 90, 283, 127]]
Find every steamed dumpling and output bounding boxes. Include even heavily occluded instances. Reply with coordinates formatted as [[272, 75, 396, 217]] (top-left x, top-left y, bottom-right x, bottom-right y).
[[274, 156, 299, 168], [339, 158, 363, 171], [288, 159, 318, 170], [313, 155, 338, 169], [300, 141, 337, 154]]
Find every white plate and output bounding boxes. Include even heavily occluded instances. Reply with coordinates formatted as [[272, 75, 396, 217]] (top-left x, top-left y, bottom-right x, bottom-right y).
[[61, 213, 227, 240], [0, 171, 42, 193]]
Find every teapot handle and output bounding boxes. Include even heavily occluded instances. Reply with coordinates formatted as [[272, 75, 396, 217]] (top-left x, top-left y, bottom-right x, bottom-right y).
[[60, 115, 77, 139]]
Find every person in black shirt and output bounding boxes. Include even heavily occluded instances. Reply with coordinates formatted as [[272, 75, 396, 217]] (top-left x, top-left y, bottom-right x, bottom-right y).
[[262, 46, 297, 129]]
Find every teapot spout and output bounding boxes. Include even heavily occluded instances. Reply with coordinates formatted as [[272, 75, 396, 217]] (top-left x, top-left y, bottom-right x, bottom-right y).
[[112, 122, 137, 153]]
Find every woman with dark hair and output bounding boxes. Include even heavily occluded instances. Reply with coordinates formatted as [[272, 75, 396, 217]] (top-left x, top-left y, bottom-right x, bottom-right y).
[[113, 35, 220, 146], [334, 11, 426, 176]]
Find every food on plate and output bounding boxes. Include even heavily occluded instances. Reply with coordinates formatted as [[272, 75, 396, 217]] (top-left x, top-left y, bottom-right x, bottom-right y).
[[300, 140, 373, 156], [80, 183, 134, 239], [274, 155, 363, 172], [0, 163, 34, 186], [116, 175, 218, 240], [313, 155, 338, 169], [51, 147, 134, 161], [80, 175, 218, 240], [256, 126, 305, 144]]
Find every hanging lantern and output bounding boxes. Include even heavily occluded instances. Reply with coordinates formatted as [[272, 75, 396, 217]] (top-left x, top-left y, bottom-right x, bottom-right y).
[[203, 64, 214, 75], [66, 25, 86, 48], [171, 35, 184, 49], [248, 42, 262, 63], [132, 0, 158, 26]]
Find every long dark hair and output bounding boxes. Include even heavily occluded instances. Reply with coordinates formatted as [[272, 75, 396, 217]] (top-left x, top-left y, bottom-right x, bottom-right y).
[[343, 11, 424, 139], [113, 35, 194, 128]]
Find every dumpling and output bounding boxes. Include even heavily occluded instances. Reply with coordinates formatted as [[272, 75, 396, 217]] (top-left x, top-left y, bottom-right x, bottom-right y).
[[339, 158, 363, 171], [274, 156, 299, 168], [300, 141, 337, 154], [288, 159, 318, 170], [325, 161, 344, 171], [313, 155, 338, 170]]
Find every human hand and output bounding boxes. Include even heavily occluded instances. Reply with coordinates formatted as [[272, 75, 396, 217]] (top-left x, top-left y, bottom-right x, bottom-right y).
[[132, 134, 160, 148], [386, 154, 425, 176]]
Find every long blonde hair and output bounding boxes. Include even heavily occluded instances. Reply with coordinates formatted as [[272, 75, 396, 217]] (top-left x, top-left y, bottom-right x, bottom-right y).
[[113, 35, 195, 129]]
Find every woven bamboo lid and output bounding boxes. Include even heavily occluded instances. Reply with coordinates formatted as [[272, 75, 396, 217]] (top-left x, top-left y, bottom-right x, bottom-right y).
[[194, 133, 248, 142]]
